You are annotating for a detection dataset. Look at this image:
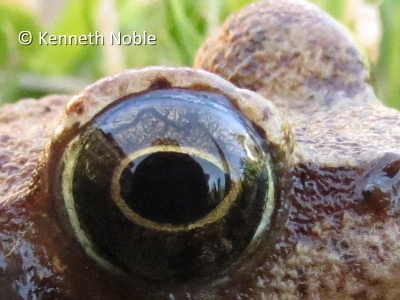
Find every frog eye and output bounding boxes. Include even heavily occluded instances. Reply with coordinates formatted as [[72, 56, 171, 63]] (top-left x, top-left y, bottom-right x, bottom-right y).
[[48, 67, 292, 282]]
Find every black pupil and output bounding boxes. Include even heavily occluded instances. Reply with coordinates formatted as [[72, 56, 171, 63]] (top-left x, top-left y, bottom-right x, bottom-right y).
[[119, 151, 229, 225]]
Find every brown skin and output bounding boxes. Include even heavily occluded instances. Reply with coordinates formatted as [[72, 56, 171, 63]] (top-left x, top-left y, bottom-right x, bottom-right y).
[[1, 0, 400, 299]]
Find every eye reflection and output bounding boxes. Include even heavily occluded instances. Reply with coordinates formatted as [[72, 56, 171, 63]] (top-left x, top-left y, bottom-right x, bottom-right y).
[[118, 149, 229, 225], [58, 88, 274, 281]]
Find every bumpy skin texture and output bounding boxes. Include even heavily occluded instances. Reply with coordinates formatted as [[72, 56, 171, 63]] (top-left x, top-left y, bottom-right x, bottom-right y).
[[195, 0, 400, 299], [195, 0, 371, 117], [1, 1, 400, 300]]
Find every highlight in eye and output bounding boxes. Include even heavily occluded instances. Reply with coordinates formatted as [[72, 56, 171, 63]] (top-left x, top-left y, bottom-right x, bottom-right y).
[[49, 68, 291, 283]]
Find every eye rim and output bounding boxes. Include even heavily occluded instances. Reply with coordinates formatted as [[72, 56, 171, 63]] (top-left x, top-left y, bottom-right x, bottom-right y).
[[45, 66, 295, 281], [51, 67, 293, 165]]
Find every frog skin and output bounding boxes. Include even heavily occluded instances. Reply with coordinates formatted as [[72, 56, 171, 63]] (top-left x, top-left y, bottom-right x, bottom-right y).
[[1, 0, 400, 299]]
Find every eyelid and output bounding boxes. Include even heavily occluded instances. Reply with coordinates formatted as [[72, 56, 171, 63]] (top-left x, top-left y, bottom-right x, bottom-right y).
[[53, 67, 294, 165]]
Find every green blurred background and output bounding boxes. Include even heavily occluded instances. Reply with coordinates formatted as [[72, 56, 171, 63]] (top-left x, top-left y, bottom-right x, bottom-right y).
[[0, 0, 398, 108]]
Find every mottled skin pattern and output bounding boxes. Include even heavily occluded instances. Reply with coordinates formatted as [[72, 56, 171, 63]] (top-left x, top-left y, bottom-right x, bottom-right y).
[[194, 0, 400, 299], [1, 0, 400, 299]]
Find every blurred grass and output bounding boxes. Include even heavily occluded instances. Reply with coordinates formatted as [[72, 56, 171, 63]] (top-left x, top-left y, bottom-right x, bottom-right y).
[[376, 0, 400, 108], [0, 0, 398, 109]]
